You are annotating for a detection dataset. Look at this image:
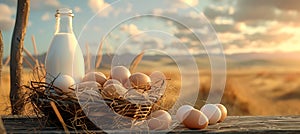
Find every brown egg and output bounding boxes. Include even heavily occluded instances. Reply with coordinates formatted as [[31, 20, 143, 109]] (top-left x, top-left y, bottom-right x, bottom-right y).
[[183, 109, 208, 129], [216, 104, 227, 123], [129, 72, 151, 90], [101, 84, 127, 99], [103, 79, 122, 88], [83, 72, 107, 85], [123, 79, 132, 89], [150, 71, 166, 88], [147, 110, 172, 130], [75, 81, 101, 92], [110, 66, 131, 84]]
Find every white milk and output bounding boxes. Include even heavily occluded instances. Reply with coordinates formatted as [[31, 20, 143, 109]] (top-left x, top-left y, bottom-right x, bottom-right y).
[[45, 33, 84, 83]]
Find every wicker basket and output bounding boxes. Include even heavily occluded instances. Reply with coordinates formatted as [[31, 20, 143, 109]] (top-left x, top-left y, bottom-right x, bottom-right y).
[[27, 79, 164, 130]]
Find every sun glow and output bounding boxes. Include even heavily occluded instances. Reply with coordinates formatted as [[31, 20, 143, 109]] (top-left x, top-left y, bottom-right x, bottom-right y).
[[181, 0, 199, 7]]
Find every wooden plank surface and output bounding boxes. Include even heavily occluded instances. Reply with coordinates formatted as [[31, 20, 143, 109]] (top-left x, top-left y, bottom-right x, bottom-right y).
[[0, 116, 6, 134], [1, 116, 300, 133]]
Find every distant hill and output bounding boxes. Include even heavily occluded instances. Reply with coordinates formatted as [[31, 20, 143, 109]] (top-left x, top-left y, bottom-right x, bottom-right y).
[[3, 51, 300, 69], [227, 51, 300, 61]]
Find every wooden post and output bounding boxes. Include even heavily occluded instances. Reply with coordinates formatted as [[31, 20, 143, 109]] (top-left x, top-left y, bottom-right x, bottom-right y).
[[10, 0, 30, 115], [0, 31, 4, 86]]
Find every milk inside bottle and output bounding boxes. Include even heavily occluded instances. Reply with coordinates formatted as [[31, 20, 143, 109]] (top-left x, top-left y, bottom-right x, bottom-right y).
[[45, 8, 84, 83]]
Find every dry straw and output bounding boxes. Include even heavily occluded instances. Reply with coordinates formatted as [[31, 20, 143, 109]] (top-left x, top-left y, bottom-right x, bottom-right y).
[[31, 35, 40, 67], [4, 56, 10, 66], [85, 43, 91, 71], [95, 38, 104, 69], [129, 51, 145, 72], [23, 57, 34, 70]]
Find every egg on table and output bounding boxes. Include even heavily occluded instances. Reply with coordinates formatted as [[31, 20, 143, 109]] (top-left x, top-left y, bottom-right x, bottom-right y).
[[147, 110, 172, 130], [200, 104, 222, 125], [216, 104, 227, 122], [182, 109, 208, 129], [110, 66, 131, 84], [176, 105, 195, 123]]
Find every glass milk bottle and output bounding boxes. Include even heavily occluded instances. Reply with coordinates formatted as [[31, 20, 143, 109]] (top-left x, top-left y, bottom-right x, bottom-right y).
[[45, 8, 84, 83]]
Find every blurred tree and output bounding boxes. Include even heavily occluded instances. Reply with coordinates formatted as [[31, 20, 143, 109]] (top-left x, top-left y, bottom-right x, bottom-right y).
[[10, 0, 30, 115], [0, 31, 3, 86]]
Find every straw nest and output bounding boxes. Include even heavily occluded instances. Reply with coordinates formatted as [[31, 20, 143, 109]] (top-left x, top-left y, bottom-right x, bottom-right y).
[[25, 68, 165, 131]]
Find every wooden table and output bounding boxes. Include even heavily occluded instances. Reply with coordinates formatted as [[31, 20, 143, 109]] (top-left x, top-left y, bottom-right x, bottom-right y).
[[1, 116, 300, 133]]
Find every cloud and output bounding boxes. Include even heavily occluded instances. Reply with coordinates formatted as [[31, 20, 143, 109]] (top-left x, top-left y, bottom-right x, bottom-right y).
[[168, 0, 199, 9], [204, 5, 233, 20], [41, 12, 51, 21], [219, 21, 297, 54], [198, 0, 300, 54], [0, 4, 15, 31], [129, 37, 165, 51], [28, 21, 32, 27], [31, 0, 62, 10], [203, 0, 300, 25], [244, 33, 293, 45], [212, 23, 238, 33], [0, 0, 17, 7], [180, 0, 199, 7], [232, 0, 300, 23], [73, 6, 82, 13], [120, 24, 143, 36], [235, 0, 300, 12], [155, 10, 207, 30], [88, 0, 112, 17]]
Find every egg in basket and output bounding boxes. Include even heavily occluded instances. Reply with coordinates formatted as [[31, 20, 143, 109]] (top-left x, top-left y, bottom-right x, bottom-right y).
[[27, 65, 167, 130]]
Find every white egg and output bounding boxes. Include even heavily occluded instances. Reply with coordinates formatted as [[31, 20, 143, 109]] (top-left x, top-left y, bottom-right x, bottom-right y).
[[176, 105, 194, 123], [147, 110, 172, 130], [53, 74, 75, 93], [200, 104, 222, 125]]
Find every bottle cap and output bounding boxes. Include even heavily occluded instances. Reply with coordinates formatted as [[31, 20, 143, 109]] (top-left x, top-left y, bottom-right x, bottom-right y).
[[55, 8, 74, 17]]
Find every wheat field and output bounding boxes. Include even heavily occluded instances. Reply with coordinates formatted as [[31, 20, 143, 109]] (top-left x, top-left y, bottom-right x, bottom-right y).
[[1, 57, 300, 116]]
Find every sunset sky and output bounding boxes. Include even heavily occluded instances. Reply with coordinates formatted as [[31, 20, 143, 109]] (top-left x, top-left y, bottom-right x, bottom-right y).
[[1, 0, 300, 57]]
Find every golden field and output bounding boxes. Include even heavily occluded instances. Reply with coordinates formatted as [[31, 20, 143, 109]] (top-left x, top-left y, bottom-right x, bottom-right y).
[[1, 54, 300, 116]]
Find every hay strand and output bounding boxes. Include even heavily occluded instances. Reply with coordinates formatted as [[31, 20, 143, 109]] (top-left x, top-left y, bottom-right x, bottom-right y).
[[50, 101, 70, 134], [23, 47, 37, 63], [85, 43, 91, 71], [31, 35, 40, 67], [4, 56, 10, 66], [31, 35, 38, 56], [129, 51, 145, 72], [23, 57, 34, 70], [96, 38, 104, 69]]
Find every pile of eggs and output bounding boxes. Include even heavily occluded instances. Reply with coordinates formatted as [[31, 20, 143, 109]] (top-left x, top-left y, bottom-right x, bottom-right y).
[[52, 65, 166, 100], [176, 104, 228, 129], [146, 104, 227, 130]]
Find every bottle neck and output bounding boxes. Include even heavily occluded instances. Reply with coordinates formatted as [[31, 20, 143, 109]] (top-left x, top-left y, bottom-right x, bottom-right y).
[[55, 15, 73, 34]]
